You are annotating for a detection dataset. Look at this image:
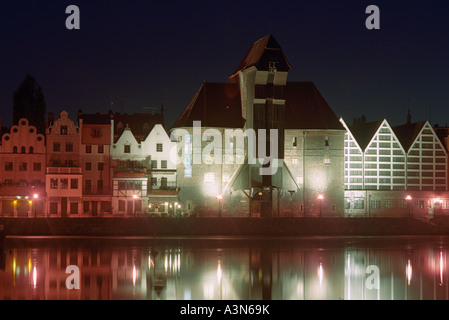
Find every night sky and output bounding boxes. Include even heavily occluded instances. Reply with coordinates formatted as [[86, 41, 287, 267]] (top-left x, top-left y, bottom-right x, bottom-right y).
[[1, 0, 448, 130]]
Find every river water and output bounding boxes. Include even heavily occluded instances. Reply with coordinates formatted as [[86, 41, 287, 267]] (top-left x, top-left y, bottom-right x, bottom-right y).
[[1, 235, 449, 300]]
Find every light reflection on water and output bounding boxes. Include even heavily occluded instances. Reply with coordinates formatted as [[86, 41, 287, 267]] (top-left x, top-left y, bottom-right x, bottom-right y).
[[1, 236, 449, 300]]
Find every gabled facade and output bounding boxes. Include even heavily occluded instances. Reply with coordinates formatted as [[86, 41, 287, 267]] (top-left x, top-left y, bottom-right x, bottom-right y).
[[45, 111, 82, 216], [342, 116, 448, 217], [0, 118, 46, 217], [78, 112, 113, 216]]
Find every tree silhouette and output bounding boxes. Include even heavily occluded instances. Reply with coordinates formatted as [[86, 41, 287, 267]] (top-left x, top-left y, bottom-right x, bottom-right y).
[[13, 75, 46, 133]]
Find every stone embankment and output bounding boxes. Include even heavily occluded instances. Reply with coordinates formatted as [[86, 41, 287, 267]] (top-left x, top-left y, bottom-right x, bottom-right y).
[[2, 216, 449, 237]]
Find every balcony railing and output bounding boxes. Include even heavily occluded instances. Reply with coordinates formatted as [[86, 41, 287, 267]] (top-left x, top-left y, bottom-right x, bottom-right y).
[[47, 167, 82, 174]]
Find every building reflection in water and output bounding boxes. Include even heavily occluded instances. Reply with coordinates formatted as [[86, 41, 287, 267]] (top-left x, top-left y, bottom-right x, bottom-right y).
[[1, 237, 449, 300]]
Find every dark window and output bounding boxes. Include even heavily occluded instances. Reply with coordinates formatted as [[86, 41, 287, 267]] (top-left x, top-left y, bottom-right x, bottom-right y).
[[85, 162, 92, 171], [33, 162, 41, 171], [85, 145, 92, 153], [161, 160, 167, 169], [71, 178, 78, 189], [29, 146, 34, 154], [61, 125, 68, 135], [66, 142, 73, 152], [156, 143, 163, 152], [98, 162, 104, 171], [98, 145, 104, 154], [124, 145, 131, 153], [21, 146, 26, 154], [5, 162, 13, 171], [19, 162, 27, 171], [53, 142, 61, 152]]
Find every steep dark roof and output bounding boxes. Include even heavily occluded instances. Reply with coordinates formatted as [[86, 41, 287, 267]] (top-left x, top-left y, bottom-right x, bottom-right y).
[[284, 82, 344, 130], [348, 120, 384, 151], [392, 121, 427, 152], [231, 34, 292, 78], [113, 112, 164, 142], [79, 113, 111, 125], [172, 81, 343, 131], [171, 82, 244, 129]]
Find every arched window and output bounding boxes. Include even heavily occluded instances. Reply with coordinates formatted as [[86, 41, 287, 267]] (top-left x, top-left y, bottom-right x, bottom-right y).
[[13, 146, 17, 153], [21, 146, 26, 154], [29, 146, 34, 154]]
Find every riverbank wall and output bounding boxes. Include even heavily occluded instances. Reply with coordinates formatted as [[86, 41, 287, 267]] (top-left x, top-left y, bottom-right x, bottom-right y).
[[2, 216, 449, 237]]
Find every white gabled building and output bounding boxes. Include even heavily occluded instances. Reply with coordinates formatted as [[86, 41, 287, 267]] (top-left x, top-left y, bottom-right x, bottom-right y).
[[342, 114, 448, 217], [110, 114, 178, 216]]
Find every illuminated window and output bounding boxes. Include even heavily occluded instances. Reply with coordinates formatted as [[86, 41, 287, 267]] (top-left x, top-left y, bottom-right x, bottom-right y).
[[370, 200, 381, 209], [292, 158, 298, 165], [204, 172, 214, 183], [60, 178, 68, 189], [50, 178, 58, 189], [323, 156, 331, 165], [61, 125, 68, 135], [353, 199, 364, 209], [385, 200, 395, 208]]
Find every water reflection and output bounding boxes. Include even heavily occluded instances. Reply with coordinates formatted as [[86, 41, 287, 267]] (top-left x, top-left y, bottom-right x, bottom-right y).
[[1, 236, 449, 300]]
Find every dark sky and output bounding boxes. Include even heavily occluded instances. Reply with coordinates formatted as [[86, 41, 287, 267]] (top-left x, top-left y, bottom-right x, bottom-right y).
[[1, 0, 448, 130]]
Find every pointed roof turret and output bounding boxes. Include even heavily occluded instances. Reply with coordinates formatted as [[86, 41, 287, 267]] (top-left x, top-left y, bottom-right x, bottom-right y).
[[230, 34, 292, 79]]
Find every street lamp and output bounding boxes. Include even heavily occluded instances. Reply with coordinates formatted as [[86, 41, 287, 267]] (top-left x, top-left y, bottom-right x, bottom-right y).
[[133, 194, 139, 218], [405, 195, 412, 217], [216, 194, 223, 217], [33, 193, 38, 218], [317, 194, 324, 217]]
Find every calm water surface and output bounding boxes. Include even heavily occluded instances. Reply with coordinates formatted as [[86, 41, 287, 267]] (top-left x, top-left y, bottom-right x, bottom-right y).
[[1, 235, 449, 300]]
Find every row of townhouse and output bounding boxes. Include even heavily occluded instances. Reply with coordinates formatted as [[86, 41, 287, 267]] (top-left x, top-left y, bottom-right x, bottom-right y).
[[0, 110, 178, 217], [1, 34, 448, 218]]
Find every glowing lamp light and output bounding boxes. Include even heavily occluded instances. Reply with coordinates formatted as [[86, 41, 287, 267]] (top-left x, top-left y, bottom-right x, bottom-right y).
[[216, 194, 223, 200], [405, 195, 412, 201], [133, 194, 139, 200], [317, 194, 324, 200], [33, 193, 38, 200]]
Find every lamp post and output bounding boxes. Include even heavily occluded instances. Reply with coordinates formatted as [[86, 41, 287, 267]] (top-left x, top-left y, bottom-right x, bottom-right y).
[[33, 193, 38, 218], [317, 194, 324, 218], [405, 195, 412, 218], [216, 194, 223, 217]]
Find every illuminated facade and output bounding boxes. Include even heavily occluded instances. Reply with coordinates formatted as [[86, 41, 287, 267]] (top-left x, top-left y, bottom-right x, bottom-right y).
[[78, 112, 113, 216], [171, 34, 346, 217], [46, 111, 83, 216], [342, 116, 448, 217], [110, 112, 178, 216], [0, 118, 46, 217]]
